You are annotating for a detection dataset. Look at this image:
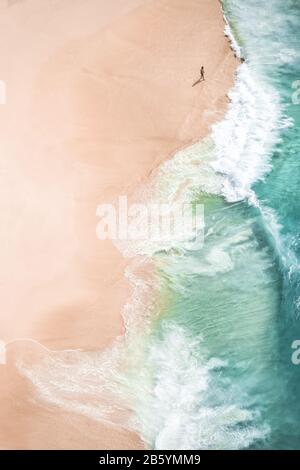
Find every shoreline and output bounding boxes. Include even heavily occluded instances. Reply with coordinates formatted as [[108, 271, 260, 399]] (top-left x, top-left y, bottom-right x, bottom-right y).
[[0, 0, 238, 449]]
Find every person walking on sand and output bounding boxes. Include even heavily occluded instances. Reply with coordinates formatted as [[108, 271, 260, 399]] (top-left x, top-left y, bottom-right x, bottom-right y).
[[200, 66, 205, 81], [192, 65, 205, 87]]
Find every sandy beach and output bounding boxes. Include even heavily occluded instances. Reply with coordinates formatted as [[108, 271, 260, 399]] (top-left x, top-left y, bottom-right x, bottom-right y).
[[0, 0, 237, 449]]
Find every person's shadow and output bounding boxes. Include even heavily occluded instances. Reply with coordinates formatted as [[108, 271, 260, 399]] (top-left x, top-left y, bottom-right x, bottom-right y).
[[192, 77, 204, 87]]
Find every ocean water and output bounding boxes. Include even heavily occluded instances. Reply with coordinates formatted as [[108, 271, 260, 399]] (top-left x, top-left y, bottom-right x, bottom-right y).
[[16, 0, 300, 450], [119, 0, 300, 449]]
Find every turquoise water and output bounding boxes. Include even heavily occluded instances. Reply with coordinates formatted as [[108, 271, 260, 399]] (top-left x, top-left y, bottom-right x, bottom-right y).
[[124, 0, 300, 449], [223, 0, 300, 449]]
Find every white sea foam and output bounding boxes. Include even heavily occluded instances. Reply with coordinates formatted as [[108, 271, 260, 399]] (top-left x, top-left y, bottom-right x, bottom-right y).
[[16, 340, 132, 429], [128, 324, 269, 450], [16, 256, 160, 432], [223, 0, 299, 66], [211, 62, 282, 206], [224, 20, 243, 59], [276, 47, 298, 65], [114, 137, 220, 257], [258, 204, 298, 273]]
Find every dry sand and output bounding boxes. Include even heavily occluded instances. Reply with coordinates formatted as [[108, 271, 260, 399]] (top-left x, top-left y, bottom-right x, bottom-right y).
[[0, 0, 237, 449]]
